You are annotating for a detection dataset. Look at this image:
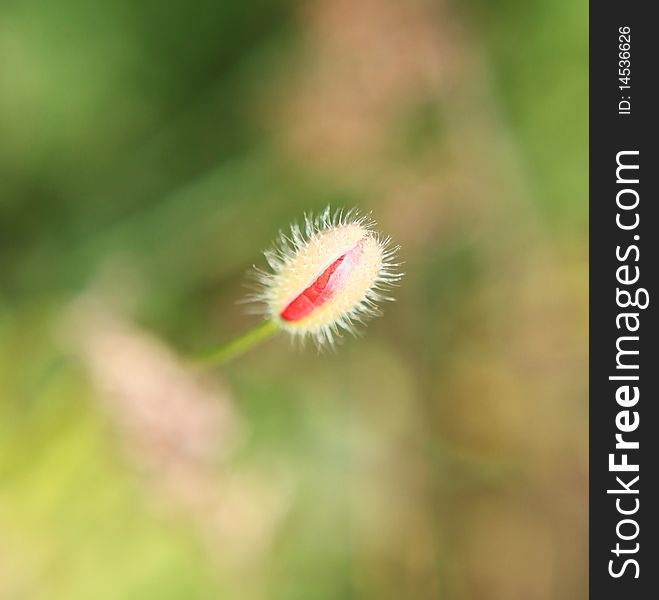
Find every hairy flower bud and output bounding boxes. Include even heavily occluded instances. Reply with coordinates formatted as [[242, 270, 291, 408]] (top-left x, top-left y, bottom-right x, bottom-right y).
[[251, 207, 402, 346]]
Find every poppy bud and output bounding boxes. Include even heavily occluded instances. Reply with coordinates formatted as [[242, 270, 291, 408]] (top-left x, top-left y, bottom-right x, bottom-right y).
[[252, 208, 402, 346]]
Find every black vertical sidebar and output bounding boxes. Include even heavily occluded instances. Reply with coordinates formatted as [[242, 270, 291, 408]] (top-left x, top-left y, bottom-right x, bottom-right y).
[[590, 2, 657, 598]]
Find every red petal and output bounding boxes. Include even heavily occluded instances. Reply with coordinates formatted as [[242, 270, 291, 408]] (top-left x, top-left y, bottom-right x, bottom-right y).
[[280, 255, 345, 321]]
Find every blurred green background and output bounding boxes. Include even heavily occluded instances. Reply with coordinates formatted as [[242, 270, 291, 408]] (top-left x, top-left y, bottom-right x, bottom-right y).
[[1, 0, 587, 598]]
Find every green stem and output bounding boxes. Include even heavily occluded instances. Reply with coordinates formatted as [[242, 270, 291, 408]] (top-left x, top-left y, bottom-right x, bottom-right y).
[[196, 319, 279, 367]]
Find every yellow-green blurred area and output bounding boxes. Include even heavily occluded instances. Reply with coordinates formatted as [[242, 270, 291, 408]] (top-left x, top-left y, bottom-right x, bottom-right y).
[[1, 0, 587, 598]]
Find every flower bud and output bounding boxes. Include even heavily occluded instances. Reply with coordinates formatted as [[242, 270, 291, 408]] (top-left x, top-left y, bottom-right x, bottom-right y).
[[251, 208, 402, 346]]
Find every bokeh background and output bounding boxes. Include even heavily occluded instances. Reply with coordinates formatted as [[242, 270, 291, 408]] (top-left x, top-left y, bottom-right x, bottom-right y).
[[1, 0, 587, 598]]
